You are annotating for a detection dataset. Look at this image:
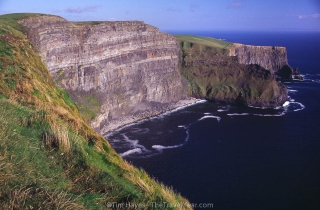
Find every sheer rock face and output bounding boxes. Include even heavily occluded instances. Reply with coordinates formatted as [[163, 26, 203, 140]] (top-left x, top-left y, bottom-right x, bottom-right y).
[[229, 43, 292, 77], [19, 15, 186, 132], [178, 40, 288, 108]]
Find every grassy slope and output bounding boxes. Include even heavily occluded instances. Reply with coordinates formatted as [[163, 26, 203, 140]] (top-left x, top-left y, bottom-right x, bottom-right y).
[[174, 35, 231, 52], [174, 35, 284, 107], [0, 14, 191, 209]]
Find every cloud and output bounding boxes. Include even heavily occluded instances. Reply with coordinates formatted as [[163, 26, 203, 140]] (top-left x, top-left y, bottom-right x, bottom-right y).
[[189, 3, 199, 12], [289, 13, 320, 19], [65, 5, 101, 14], [163, 7, 182, 12], [228, 2, 242, 8], [312, 14, 320, 19]]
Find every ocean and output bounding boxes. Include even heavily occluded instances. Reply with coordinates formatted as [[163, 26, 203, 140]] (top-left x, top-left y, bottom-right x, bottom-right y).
[[106, 31, 320, 209]]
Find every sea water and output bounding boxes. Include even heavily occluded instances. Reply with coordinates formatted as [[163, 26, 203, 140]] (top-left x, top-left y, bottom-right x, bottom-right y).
[[107, 31, 320, 209]]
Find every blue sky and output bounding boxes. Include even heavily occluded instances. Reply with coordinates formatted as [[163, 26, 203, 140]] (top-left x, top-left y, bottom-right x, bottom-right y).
[[0, 0, 319, 31]]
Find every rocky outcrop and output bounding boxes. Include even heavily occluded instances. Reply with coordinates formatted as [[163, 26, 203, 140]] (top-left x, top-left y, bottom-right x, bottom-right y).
[[177, 38, 288, 107], [19, 15, 187, 134], [229, 43, 293, 79]]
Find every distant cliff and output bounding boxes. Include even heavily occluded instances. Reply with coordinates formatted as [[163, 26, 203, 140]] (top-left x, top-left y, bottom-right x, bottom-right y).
[[229, 43, 293, 79], [175, 36, 288, 107], [19, 15, 187, 134]]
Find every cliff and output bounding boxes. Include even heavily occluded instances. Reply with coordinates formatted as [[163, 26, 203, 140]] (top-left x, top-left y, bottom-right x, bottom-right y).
[[0, 13, 191, 209], [229, 43, 293, 79], [175, 35, 288, 107], [18, 15, 291, 133], [18, 15, 187, 134]]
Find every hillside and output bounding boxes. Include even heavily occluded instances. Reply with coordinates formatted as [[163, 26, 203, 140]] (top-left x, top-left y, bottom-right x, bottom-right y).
[[0, 13, 191, 209], [175, 35, 288, 107]]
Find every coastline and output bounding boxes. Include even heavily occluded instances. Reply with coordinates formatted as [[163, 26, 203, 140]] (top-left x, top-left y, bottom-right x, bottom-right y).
[[101, 98, 205, 136]]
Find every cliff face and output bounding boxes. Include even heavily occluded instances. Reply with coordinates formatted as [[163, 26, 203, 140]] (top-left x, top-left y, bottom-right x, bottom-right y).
[[176, 36, 288, 107], [229, 43, 293, 78], [19, 15, 186, 133]]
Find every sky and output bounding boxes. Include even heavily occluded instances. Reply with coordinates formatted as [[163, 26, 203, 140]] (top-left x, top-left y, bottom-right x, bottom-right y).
[[0, 0, 319, 31]]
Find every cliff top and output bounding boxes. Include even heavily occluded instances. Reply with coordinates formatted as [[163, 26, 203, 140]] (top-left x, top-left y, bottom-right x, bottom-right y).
[[1, 13, 158, 34], [174, 35, 231, 50]]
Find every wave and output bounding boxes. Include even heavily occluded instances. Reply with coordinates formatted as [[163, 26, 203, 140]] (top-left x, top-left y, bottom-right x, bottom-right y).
[[152, 144, 183, 150], [151, 126, 190, 152], [198, 115, 221, 122], [129, 128, 150, 134], [283, 101, 290, 107], [292, 102, 305, 111], [106, 99, 206, 136], [254, 112, 285, 117], [120, 148, 143, 157], [227, 113, 250, 116], [217, 109, 228, 112]]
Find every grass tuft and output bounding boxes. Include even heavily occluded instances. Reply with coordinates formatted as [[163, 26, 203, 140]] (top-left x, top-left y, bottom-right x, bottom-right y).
[[42, 123, 71, 152]]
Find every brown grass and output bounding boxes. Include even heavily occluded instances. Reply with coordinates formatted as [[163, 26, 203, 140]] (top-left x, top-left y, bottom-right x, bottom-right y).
[[42, 122, 71, 152]]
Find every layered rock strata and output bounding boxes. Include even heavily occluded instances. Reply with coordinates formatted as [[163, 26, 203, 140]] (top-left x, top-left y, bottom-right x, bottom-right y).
[[229, 43, 293, 79], [178, 39, 288, 107], [19, 15, 187, 134]]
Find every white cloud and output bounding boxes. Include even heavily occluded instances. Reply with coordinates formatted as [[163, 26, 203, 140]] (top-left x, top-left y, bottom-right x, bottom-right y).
[[312, 14, 320, 19], [289, 13, 320, 19]]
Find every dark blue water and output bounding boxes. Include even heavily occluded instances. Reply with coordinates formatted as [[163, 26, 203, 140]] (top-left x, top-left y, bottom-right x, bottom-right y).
[[107, 31, 320, 209]]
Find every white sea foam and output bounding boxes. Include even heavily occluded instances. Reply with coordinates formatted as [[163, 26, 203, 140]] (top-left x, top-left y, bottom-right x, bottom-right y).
[[283, 101, 290, 107], [122, 134, 139, 147], [288, 89, 298, 93], [152, 144, 182, 150], [227, 113, 250, 116], [152, 125, 190, 152], [248, 105, 269, 109], [120, 148, 143, 157], [292, 102, 305, 111], [130, 128, 150, 134], [106, 99, 206, 136], [217, 109, 228, 112], [198, 115, 221, 122], [254, 112, 285, 117], [204, 112, 211, 115]]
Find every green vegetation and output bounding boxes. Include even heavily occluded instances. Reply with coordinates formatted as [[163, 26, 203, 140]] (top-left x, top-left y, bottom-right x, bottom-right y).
[[73, 21, 106, 26], [75, 94, 102, 122], [174, 35, 231, 54], [0, 14, 190, 209], [175, 35, 285, 107]]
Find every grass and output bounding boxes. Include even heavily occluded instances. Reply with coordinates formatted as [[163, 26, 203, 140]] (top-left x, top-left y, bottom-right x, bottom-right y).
[[0, 13, 192, 209], [74, 94, 102, 122], [174, 35, 231, 53]]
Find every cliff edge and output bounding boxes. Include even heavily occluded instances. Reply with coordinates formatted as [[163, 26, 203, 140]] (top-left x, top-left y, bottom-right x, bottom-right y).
[[175, 35, 288, 107], [19, 15, 188, 134]]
